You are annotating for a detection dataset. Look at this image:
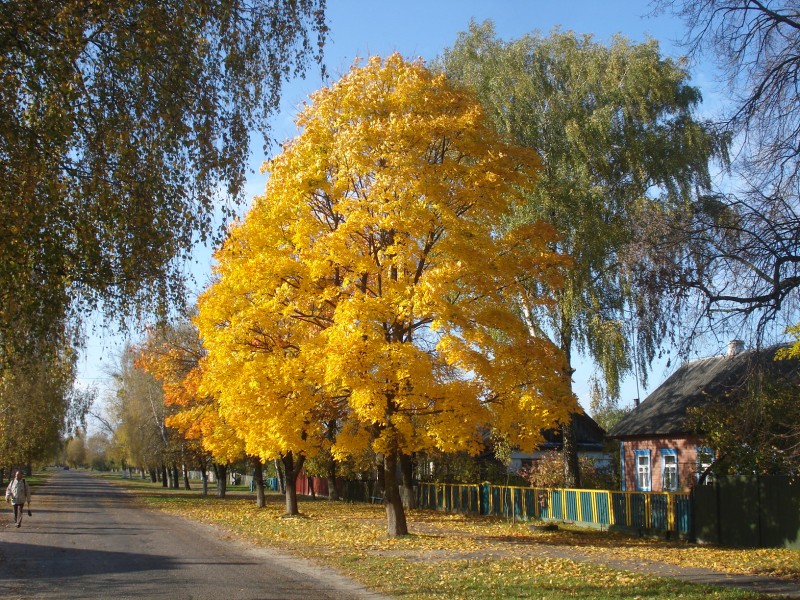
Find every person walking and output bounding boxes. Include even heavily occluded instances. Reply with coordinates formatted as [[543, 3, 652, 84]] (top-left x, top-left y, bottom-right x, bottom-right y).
[[5, 470, 31, 527]]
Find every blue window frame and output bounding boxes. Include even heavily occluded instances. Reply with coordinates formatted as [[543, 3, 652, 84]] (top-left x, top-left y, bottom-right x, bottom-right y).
[[634, 449, 651, 491], [660, 448, 679, 491]]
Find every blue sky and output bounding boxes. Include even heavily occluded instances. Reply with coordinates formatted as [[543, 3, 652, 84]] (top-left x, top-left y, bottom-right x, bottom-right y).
[[79, 0, 726, 418]]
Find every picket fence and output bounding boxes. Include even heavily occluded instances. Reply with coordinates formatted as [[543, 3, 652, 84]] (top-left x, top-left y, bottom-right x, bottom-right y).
[[416, 482, 692, 536]]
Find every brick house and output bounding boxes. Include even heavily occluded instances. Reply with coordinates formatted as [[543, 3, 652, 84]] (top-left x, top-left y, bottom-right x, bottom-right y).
[[609, 341, 798, 492]]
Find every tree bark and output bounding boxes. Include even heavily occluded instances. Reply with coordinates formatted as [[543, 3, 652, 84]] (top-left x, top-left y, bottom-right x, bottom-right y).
[[281, 452, 305, 515], [560, 322, 581, 489], [201, 464, 208, 496], [161, 464, 168, 488], [251, 456, 265, 508], [275, 459, 285, 493], [399, 452, 416, 509], [562, 416, 581, 489], [326, 459, 339, 500], [182, 464, 191, 490], [383, 449, 409, 537], [214, 463, 227, 498], [171, 464, 180, 489]]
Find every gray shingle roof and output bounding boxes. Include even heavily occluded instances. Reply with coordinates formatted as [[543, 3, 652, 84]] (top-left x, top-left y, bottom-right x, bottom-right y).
[[608, 344, 799, 438]]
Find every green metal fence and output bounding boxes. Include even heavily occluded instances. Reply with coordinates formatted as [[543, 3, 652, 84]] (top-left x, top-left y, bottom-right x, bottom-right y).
[[416, 482, 691, 536]]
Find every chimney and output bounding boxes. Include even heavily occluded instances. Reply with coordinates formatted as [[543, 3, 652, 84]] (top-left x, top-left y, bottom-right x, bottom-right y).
[[633, 397, 640, 408], [727, 339, 744, 357]]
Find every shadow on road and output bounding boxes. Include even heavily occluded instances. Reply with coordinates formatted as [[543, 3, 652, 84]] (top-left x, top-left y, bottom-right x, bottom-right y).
[[0, 541, 259, 580]]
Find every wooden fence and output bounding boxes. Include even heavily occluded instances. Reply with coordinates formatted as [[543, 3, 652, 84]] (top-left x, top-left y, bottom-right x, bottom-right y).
[[416, 482, 692, 536]]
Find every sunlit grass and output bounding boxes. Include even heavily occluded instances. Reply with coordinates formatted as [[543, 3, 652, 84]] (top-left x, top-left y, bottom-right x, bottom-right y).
[[98, 473, 798, 598]]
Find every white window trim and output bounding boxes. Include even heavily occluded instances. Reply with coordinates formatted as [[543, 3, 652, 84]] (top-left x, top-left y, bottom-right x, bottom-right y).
[[634, 449, 651, 492], [660, 448, 679, 492]]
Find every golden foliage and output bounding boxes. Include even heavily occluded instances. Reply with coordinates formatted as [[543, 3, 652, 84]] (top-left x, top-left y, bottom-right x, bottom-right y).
[[196, 54, 575, 468]]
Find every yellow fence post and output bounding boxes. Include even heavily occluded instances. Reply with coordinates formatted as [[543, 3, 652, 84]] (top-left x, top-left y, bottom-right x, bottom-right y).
[[608, 491, 614, 526], [625, 492, 631, 527], [668, 493, 674, 531]]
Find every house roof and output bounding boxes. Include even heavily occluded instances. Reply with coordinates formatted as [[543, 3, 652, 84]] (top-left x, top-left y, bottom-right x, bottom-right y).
[[540, 411, 606, 451], [608, 344, 799, 438]]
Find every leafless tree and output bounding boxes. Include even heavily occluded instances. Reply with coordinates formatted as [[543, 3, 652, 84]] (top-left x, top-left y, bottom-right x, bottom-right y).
[[650, 1, 800, 348]]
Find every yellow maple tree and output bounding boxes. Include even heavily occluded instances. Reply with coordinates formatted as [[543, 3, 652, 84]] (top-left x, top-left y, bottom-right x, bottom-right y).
[[196, 54, 576, 535]]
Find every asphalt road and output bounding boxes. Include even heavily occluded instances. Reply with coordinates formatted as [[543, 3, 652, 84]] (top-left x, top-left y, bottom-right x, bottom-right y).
[[0, 470, 388, 600]]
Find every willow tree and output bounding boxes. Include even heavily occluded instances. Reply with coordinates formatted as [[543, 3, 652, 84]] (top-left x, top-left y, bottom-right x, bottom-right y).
[[196, 54, 575, 536], [0, 0, 326, 365], [439, 23, 728, 486]]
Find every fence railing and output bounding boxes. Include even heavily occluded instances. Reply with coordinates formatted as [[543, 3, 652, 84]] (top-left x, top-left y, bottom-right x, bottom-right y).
[[416, 482, 691, 536]]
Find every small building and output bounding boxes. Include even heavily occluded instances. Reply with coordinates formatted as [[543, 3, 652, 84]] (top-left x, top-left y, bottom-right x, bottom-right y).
[[510, 411, 610, 472], [609, 340, 798, 492]]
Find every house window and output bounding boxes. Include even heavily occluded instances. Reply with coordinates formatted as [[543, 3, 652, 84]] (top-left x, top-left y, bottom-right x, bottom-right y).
[[697, 447, 715, 485], [634, 449, 651, 491], [661, 449, 678, 491]]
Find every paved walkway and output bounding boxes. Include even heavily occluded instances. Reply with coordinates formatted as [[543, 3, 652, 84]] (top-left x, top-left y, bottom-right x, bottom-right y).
[[0, 471, 390, 600]]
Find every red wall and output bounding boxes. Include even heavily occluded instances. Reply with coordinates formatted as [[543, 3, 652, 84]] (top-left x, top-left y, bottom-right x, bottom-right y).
[[620, 436, 704, 492]]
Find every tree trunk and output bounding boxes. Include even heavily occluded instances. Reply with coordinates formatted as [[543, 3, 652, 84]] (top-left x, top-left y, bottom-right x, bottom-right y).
[[383, 450, 409, 537], [559, 322, 581, 489], [214, 463, 227, 498], [201, 464, 208, 496], [281, 452, 305, 515], [326, 459, 339, 501], [275, 459, 285, 494], [376, 454, 385, 499], [161, 464, 168, 488], [562, 416, 581, 489], [149, 467, 157, 483], [183, 464, 191, 490], [252, 456, 265, 508], [399, 452, 416, 509]]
